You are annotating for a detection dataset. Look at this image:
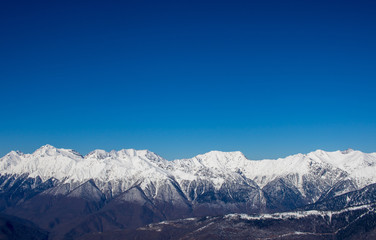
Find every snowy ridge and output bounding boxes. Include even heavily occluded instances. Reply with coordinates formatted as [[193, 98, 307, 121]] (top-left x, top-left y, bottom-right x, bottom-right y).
[[1, 145, 376, 201], [0, 144, 170, 183]]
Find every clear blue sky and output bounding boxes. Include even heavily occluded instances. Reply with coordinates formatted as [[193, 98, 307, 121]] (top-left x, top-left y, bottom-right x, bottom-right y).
[[1, 0, 375, 160]]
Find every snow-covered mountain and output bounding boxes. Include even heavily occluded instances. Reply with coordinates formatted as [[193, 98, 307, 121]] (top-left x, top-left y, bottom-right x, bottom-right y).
[[1, 144, 168, 182], [1, 145, 376, 202], [1, 145, 376, 239]]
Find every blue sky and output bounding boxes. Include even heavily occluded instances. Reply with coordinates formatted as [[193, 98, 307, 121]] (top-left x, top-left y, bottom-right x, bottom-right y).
[[1, 0, 375, 160]]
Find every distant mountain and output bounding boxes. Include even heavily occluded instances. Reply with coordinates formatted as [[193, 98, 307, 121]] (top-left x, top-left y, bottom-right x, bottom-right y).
[[1, 145, 376, 239]]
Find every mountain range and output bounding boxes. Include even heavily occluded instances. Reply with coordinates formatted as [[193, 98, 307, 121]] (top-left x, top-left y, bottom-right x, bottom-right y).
[[1, 145, 375, 239]]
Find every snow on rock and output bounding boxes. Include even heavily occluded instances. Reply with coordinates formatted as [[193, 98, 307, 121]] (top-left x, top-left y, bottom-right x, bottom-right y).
[[0, 145, 375, 202], [0, 145, 170, 184]]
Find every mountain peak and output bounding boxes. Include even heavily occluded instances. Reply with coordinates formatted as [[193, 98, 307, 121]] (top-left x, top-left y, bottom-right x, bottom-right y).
[[200, 150, 245, 158], [33, 144, 58, 155], [192, 150, 247, 170], [310, 148, 357, 156], [8, 150, 23, 156], [311, 149, 327, 155], [85, 149, 110, 159], [38, 144, 56, 150], [341, 148, 355, 154], [32, 145, 83, 159], [117, 148, 140, 156]]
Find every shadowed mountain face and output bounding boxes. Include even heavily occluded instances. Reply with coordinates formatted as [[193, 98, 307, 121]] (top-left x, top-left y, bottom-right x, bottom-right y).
[[1, 178, 194, 240], [77, 204, 376, 240], [303, 183, 376, 211], [0, 146, 376, 239], [262, 178, 307, 212], [0, 213, 48, 240]]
